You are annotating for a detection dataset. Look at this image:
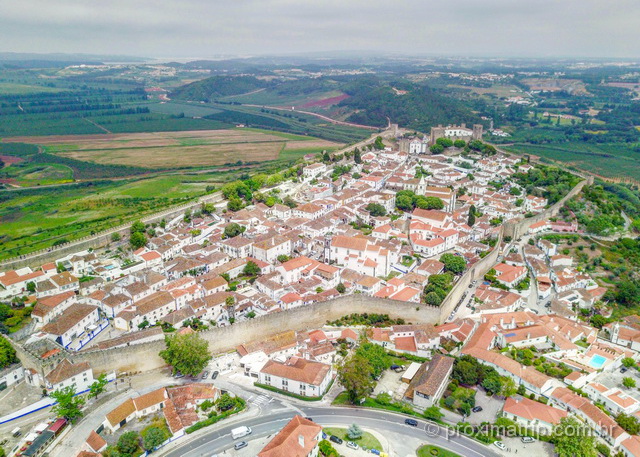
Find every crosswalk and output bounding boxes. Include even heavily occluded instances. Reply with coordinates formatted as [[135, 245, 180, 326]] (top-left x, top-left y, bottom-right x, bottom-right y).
[[250, 394, 271, 406]]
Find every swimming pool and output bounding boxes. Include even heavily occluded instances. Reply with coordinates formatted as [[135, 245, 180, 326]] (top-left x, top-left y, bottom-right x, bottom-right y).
[[589, 354, 607, 369]]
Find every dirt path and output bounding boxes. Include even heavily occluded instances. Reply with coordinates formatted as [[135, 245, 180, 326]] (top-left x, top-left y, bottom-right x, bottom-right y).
[[84, 118, 112, 134], [242, 103, 383, 130]]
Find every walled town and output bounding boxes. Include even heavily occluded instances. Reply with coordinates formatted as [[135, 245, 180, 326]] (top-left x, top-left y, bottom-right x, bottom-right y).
[[1, 124, 639, 457]]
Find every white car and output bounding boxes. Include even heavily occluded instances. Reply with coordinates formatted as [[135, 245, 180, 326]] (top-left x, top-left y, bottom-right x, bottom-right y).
[[521, 436, 536, 443], [493, 441, 506, 450], [346, 442, 359, 450]]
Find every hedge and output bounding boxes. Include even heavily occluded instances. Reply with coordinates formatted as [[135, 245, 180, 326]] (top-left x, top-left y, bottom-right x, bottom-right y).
[[185, 400, 245, 434], [254, 382, 326, 401]]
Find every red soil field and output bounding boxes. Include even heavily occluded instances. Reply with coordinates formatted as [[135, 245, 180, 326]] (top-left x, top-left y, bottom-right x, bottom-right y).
[[301, 94, 350, 108]]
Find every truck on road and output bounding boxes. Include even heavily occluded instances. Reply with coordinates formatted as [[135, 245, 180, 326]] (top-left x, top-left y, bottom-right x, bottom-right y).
[[231, 426, 252, 440]]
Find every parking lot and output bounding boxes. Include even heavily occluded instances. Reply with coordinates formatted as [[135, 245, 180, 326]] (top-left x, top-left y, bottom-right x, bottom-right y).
[[372, 367, 408, 401], [467, 389, 505, 425]]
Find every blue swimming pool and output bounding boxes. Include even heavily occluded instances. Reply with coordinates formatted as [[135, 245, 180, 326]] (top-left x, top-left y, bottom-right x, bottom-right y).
[[589, 354, 607, 369]]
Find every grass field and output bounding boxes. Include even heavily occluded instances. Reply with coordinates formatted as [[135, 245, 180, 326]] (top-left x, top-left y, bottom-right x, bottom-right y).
[[417, 445, 461, 457], [322, 427, 382, 451], [6, 129, 342, 169], [503, 142, 640, 181], [0, 170, 237, 260], [0, 82, 68, 95]]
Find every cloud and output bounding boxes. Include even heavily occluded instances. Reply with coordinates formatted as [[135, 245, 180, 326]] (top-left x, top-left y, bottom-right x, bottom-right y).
[[0, 0, 638, 58]]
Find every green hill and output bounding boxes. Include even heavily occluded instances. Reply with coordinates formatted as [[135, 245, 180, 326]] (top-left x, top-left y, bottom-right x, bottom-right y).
[[171, 76, 271, 102]]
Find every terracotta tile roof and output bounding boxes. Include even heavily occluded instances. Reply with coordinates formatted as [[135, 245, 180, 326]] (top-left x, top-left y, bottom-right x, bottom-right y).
[[258, 415, 322, 457], [105, 398, 136, 427], [33, 291, 76, 317], [261, 357, 331, 386], [86, 430, 107, 452], [407, 354, 454, 400], [41, 304, 97, 336], [133, 387, 167, 411], [45, 358, 91, 386], [503, 396, 566, 425]]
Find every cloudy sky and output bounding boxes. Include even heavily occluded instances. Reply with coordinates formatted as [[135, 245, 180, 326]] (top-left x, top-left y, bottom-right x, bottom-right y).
[[0, 0, 638, 59]]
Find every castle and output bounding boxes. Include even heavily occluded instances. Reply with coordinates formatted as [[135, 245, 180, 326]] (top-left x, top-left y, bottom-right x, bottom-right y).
[[430, 123, 483, 144]]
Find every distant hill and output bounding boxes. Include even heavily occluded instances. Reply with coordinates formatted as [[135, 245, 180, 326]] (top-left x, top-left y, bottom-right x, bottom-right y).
[[170, 76, 272, 102], [171, 74, 483, 131], [340, 80, 482, 131]]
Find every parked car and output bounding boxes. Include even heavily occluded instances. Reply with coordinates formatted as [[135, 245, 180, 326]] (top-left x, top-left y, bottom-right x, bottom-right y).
[[621, 367, 628, 373], [234, 441, 248, 450], [329, 435, 343, 445], [494, 441, 506, 450], [201, 371, 209, 379], [472, 406, 483, 413], [173, 372, 185, 378], [346, 442, 359, 450], [211, 370, 219, 379], [521, 436, 536, 443], [404, 418, 418, 427], [305, 417, 313, 422]]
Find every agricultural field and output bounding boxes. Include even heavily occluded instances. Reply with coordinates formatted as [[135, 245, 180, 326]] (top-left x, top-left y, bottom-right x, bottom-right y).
[[502, 142, 640, 181], [220, 88, 349, 110], [0, 170, 238, 260], [5, 129, 342, 170]]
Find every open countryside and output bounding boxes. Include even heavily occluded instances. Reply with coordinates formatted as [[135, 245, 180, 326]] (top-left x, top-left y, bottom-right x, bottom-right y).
[[5, 129, 342, 169]]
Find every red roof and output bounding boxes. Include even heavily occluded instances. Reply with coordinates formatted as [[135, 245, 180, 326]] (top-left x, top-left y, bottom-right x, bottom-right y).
[[48, 418, 67, 433]]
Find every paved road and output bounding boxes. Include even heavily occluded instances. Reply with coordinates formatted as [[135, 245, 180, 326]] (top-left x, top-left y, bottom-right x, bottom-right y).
[[162, 405, 500, 457]]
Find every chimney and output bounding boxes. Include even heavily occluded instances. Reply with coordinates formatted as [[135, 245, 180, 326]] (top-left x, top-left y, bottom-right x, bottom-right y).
[[298, 434, 305, 448]]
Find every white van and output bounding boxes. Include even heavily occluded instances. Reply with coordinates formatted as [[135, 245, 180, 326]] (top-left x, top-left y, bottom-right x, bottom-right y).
[[231, 426, 252, 440]]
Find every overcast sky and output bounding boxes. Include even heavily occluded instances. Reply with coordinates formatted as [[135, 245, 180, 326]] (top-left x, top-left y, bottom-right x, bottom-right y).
[[1, 0, 638, 60]]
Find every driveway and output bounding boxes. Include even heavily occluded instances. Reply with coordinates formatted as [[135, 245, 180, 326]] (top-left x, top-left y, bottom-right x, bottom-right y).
[[467, 389, 505, 424]]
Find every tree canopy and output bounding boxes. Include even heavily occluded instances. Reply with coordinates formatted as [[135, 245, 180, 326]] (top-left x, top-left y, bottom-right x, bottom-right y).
[[160, 332, 211, 376]]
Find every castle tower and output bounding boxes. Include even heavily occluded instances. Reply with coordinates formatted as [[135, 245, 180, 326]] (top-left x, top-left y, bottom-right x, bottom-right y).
[[472, 124, 483, 140]]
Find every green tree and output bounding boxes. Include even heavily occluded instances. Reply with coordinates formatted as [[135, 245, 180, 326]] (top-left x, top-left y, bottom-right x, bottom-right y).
[[160, 332, 211, 376], [424, 291, 442, 306], [616, 413, 640, 434], [430, 143, 444, 154], [415, 196, 444, 210], [356, 342, 391, 377], [111, 232, 122, 242], [467, 205, 476, 227], [436, 137, 454, 148], [452, 360, 479, 385], [283, 196, 298, 208], [217, 392, 237, 411], [223, 223, 245, 239], [50, 386, 85, 423], [26, 281, 36, 293], [622, 357, 636, 368], [88, 373, 108, 400], [374, 136, 385, 150], [130, 231, 147, 250], [440, 253, 466, 275], [553, 417, 596, 457], [481, 374, 502, 395], [395, 194, 414, 212], [623, 377, 636, 389], [454, 139, 466, 148], [117, 431, 140, 457], [354, 148, 362, 164], [338, 354, 375, 404], [243, 261, 260, 277], [227, 196, 244, 212], [365, 203, 387, 217], [424, 405, 445, 421], [142, 426, 169, 451], [500, 377, 518, 398], [0, 335, 18, 369], [347, 423, 363, 439], [130, 220, 145, 235], [336, 282, 346, 294]]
